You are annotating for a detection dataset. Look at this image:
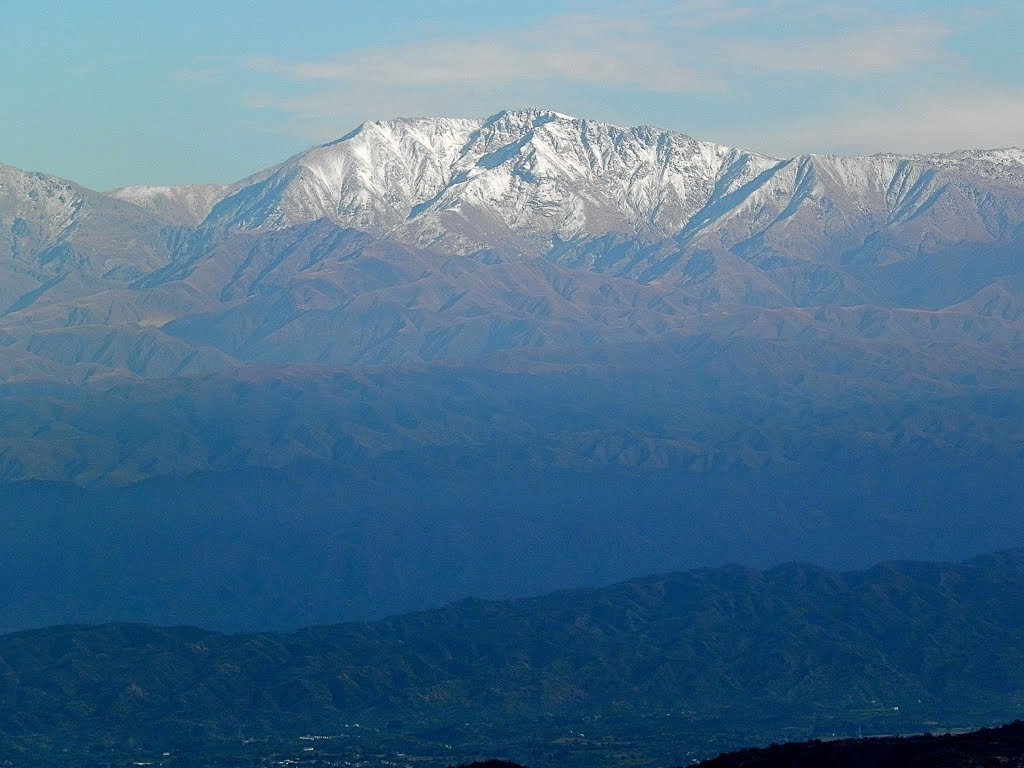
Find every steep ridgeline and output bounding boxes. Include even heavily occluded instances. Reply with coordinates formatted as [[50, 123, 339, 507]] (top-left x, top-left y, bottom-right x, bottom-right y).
[[2, 551, 1024, 766]]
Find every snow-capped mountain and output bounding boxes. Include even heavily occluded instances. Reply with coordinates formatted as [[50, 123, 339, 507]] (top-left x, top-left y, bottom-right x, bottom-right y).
[[84, 109, 1024, 284], [199, 109, 779, 256], [180, 110, 1024, 276], [0, 110, 1022, 382]]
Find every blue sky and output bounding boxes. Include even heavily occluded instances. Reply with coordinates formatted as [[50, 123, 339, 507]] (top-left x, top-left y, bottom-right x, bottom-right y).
[[2, 0, 1022, 190]]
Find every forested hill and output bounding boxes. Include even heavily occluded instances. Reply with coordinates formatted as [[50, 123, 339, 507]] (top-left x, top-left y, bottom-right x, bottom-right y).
[[2, 550, 1024, 765]]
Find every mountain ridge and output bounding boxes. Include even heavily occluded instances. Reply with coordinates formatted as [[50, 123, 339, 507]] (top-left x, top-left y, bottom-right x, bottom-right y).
[[101, 110, 1024, 263]]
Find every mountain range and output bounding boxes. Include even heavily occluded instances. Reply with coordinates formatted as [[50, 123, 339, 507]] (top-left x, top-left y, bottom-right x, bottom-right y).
[[0, 109, 1023, 632], [1, 108, 1022, 383]]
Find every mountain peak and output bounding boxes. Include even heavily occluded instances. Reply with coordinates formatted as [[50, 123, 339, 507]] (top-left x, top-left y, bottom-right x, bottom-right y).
[[130, 109, 1024, 294], [201, 111, 772, 252], [482, 107, 577, 129]]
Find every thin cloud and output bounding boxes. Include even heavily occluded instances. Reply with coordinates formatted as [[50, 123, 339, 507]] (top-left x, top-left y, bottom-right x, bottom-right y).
[[172, 66, 227, 83], [244, 2, 957, 99], [247, 15, 710, 94], [234, 0, 996, 154], [770, 89, 1024, 155], [727, 22, 951, 76]]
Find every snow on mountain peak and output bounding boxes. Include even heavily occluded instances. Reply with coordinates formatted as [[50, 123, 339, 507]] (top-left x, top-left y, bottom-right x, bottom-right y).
[[186, 110, 1024, 277], [202, 110, 777, 255]]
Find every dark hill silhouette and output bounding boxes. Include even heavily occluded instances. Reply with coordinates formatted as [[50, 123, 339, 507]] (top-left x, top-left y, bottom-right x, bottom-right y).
[[696, 721, 1024, 768], [448, 722, 1024, 768]]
